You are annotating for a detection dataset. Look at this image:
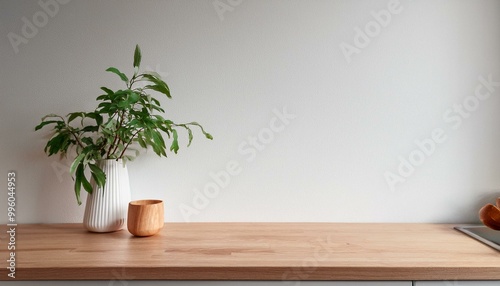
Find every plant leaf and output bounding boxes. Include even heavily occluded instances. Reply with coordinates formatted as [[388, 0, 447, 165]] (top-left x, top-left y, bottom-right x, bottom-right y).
[[151, 130, 166, 149], [136, 134, 147, 148], [75, 161, 93, 198], [74, 164, 83, 205], [81, 172, 93, 194], [96, 94, 108, 101], [185, 122, 213, 140], [144, 84, 171, 98], [85, 112, 103, 126], [81, 137, 94, 145], [128, 91, 140, 104], [101, 86, 114, 95], [70, 153, 85, 175], [106, 67, 129, 83], [117, 100, 130, 109], [144, 129, 162, 156], [35, 120, 59, 131], [67, 112, 84, 123], [133, 44, 141, 68], [187, 127, 193, 147], [81, 125, 99, 132], [41, 114, 62, 121], [141, 73, 171, 98], [46, 133, 70, 156], [170, 129, 179, 154], [89, 163, 106, 188]]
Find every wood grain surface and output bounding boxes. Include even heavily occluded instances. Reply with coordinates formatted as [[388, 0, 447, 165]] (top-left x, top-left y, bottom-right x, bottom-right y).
[[1, 223, 499, 281]]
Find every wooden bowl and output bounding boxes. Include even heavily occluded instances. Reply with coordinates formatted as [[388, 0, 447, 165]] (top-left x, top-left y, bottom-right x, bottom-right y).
[[479, 197, 500, 231], [127, 200, 164, 237]]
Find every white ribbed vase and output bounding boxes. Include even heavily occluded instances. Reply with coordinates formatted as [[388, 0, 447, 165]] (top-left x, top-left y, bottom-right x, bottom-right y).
[[83, 159, 131, 232]]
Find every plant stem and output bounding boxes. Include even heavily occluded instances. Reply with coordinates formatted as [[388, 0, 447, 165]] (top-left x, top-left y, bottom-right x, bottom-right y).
[[110, 111, 127, 156], [62, 115, 86, 150], [128, 75, 137, 90], [68, 129, 85, 150], [107, 136, 118, 157], [118, 128, 143, 159], [106, 110, 126, 157]]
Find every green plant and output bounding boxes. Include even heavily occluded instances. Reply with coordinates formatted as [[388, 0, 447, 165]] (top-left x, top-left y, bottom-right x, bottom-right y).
[[36, 45, 213, 205]]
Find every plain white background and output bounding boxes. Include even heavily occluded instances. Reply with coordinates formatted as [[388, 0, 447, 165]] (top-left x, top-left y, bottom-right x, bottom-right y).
[[1, 0, 500, 224]]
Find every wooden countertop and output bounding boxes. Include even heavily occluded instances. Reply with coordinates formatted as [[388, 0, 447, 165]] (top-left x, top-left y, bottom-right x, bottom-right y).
[[1, 223, 500, 281]]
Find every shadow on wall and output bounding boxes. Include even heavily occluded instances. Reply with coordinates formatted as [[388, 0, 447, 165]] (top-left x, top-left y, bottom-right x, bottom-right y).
[[37, 158, 86, 223]]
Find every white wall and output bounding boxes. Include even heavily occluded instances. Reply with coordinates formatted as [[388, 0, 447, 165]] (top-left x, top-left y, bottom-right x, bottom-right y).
[[1, 0, 500, 224]]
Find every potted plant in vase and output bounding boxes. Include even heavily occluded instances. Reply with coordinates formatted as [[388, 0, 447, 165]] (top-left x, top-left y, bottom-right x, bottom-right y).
[[36, 45, 213, 232]]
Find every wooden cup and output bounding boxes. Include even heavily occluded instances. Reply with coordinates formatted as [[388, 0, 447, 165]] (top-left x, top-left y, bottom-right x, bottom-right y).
[[127, 200, 164, 237]]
